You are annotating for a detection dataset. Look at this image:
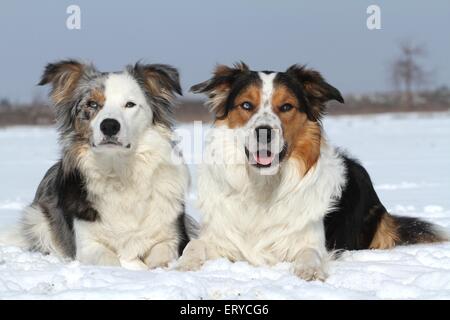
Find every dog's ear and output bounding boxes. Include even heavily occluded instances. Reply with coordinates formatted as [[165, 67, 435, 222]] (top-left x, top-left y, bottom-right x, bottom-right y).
[[190, 62, 250, 117], [190, 62, 249, 94], [39, 60, 86, 105], [132, 63, 182, 101], [286, 64, 344, 121], [130, 63, 182, 128]]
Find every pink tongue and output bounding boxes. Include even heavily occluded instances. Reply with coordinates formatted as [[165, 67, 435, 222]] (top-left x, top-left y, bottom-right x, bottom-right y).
[[255, 152, 275, 165]]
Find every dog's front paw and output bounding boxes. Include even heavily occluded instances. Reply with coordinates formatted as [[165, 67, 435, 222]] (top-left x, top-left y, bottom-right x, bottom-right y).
[[176, 239, 207, 272], [119, 257, 148, 271], [144, 243, 177, 269], [292, 263, 327, 281], [292, 249, 328, 281], [176, 255, 205, 271]]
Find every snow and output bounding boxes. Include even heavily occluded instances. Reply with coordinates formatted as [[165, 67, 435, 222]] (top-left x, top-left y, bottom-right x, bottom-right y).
[[1, 112, 450, 299]]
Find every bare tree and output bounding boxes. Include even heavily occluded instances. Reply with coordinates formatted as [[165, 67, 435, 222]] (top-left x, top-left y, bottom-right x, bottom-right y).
[[390, 40, 430, 110]]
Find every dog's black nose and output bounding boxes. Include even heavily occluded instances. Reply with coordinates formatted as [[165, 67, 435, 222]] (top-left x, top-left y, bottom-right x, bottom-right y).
[[255, 125, 273, 143], [100, 118, 121, 137]]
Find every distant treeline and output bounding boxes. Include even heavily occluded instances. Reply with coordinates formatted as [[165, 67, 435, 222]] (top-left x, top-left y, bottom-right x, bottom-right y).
[[1, 87, 450, 126], [328, 86, 450, 115]]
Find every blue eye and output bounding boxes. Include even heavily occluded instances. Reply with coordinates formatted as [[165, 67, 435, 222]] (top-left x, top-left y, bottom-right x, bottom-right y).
[[125, 101, 136, 108], [87, 100, 98, 109], [241, 101, 253, 111], [280, 104, 294, 112]]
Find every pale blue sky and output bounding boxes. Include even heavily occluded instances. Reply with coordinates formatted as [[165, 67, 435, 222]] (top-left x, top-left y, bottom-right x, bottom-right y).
[[1, 0, 449, 102]]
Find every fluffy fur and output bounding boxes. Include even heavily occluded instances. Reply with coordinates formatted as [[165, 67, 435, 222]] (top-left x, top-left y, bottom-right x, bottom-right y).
[[177, 63, 447, 280], [20, 60, 195, 269]]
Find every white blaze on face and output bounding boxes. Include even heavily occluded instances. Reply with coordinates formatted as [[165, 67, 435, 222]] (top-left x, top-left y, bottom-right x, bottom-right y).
[[91, 72, 153, 151], [243, 72, 284, 171]]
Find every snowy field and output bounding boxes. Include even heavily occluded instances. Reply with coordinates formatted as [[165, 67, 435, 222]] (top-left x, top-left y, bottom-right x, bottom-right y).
[[0, 112, 450, 299]]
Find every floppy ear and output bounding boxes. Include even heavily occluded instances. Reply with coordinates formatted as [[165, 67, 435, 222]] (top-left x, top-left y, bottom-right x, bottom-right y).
[[39, 60, 86, 105], [190, 62, 249, 94], [190, 62, 249, 117], [130, 63, 182, 128], [132, 63, 182, 100], [286, 64, 344, 121]]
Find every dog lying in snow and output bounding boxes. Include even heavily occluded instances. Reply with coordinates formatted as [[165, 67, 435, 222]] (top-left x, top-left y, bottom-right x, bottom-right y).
[[177, 62, 447, 280], [20, 60, 196, 270]]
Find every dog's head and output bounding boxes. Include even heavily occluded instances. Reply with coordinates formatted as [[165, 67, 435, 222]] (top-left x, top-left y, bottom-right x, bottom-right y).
[[39, 60, 181, 158], [191, 63, 343, 175]]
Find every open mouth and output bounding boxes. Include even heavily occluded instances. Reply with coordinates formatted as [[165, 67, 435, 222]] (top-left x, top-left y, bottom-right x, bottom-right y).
[[245, 146, 287, 168], [245, 148, 284, 168], [253, 149, 275, 167]]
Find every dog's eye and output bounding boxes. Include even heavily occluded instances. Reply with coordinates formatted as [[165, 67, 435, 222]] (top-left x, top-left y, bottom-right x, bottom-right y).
[[87, 101, 98, 109], [280, 103, 294, 112], [125, 101, 136, 108], [241, 101, 254, 111]]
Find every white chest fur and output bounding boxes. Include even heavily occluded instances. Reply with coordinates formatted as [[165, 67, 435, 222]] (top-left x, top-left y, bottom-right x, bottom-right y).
[[74, 127, 189, 263], [197, 130, 346, 266]]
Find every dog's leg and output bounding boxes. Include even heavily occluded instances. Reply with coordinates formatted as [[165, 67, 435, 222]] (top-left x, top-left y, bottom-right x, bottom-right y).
[[292, 248, 327, 281], [115, 243, 149, 270], [77, 242, 120, 266], [176, 239, 210, 271], [291, 221, 328, 281], [118, 257, 148, 270], [144, 242, 178, 269]]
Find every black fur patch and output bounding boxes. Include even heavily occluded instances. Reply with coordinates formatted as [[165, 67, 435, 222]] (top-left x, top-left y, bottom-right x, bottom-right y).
[[324, 154, 386, 250], [56, 168, 99, 222], [221, 71, 261, 119], [325, 152, 445, 251], [394, 216, 443, 244], [285, 64, 344, 121], [176, 205, 190, 256], [273, 73, 315, 120], [32, 162, 99, 258]]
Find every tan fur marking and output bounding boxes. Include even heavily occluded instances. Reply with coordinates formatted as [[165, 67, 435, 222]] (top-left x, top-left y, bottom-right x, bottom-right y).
[[51, 64, 84, 105], [62, 141, 90, 174], [90, 88, 106, 106], [71, 88, 104, 154], [68, 88, 104, 173], [290, 121, 322, 176], [141, 69, 176, 104], [212, 63, 249, 82], [214, 65, 235, 78], [218, 84, 261, 129], [143, 74, 166, 99], [272, 85, 322, 176], [198, 62, 249, 118], [370, 213, 400, 249], [271, 85, 299, 112]]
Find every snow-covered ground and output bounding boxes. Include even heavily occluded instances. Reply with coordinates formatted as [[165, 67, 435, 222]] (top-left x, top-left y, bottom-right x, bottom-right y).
[[1, 112, 449, 299]]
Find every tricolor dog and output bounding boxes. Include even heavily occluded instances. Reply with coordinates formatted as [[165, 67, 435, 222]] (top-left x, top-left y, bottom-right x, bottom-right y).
[[177, 63, 447, 280], [20, 60, 196, 270]]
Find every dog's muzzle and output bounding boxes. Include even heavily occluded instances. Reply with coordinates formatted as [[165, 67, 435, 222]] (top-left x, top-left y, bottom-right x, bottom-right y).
[[245, 126, 286, 168], [92, 118, 131, 149]]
